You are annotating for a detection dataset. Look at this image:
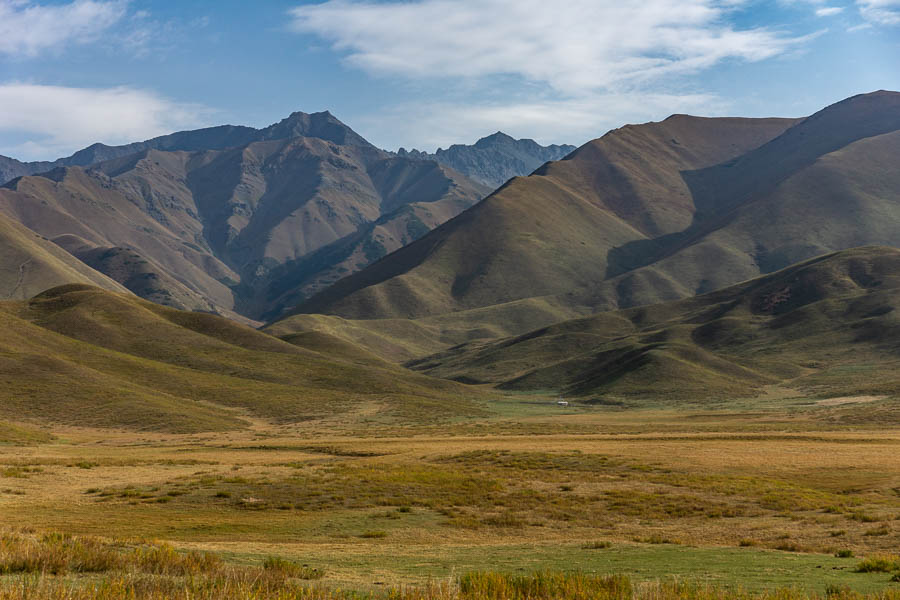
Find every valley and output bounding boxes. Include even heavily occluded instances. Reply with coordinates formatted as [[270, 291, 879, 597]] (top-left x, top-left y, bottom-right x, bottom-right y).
[[2, 89, 900, 598]]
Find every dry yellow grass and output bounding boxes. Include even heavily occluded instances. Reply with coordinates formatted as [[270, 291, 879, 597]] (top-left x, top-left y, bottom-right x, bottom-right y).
[[2, 404, 900, 594]]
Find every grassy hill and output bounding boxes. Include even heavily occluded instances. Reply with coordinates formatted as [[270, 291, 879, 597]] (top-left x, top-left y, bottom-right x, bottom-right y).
[[408, 246, 900, 402], [288, 92, 900, 359], [0, 212, 128, 301], [0, 284, 490, 433]]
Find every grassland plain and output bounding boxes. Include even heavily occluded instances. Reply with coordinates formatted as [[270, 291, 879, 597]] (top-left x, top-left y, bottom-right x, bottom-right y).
[[2, 394, 900, 598]]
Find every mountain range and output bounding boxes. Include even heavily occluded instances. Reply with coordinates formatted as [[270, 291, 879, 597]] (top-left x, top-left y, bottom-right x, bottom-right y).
[[397, 132, 575, 188], [3, 91, 900, 419], [0, 112, 492, 321], [0, 111, 373, 185], [285, 91, 900, 363], [0, 116, 579, 322]]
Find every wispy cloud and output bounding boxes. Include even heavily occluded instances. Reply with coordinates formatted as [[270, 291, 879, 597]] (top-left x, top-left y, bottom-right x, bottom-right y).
[[857, 0, 900, 24], [288, 0, 808, 96], [0, 0, 128, 57], [0, 84, 212, 160], [816, 6, 845, 16]]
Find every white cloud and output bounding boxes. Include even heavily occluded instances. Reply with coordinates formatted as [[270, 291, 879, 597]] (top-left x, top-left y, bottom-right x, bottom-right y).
[[358, 93, 728, 152], [0, 0, 127, 57], [857, 0, 900, 24], [0, 83, 211, 160], [815, 6, 845, 15], [288, 0, 807, 95]]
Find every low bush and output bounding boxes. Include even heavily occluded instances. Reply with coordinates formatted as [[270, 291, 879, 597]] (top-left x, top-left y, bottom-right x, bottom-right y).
[[263, 556, 324, 580], [582, 541, 612, 549], [855, 554, 900, 573]]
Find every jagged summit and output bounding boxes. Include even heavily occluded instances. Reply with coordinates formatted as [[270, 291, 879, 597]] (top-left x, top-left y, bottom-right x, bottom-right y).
[[258, 110, 372, 147], [397, 132, 576, 188], [473, 132, 517, 148]]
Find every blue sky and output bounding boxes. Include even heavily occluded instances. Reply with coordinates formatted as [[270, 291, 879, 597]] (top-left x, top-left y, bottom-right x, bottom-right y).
[[0, 0, 898, 161]]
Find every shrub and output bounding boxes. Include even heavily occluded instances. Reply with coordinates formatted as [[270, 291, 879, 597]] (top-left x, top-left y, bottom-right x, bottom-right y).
[[262, 556, 324, 580], [131, 544, 222, 576], [0, 533, 122, 574], [825, 583, 852, 598], [482, 513, 526, 528], [582, 541, 612, 549], [635, 535, 681, 545], [855, 554, 900, 573], [459, 571, 632, 600], [835, 549, 854, 558], [360, 530, 387, 539]]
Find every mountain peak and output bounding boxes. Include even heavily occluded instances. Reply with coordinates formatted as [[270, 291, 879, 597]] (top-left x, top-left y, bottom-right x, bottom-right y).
[[474, 132, 517, 148], [400, 133, 575, 188], [260, 110, 372, 147]]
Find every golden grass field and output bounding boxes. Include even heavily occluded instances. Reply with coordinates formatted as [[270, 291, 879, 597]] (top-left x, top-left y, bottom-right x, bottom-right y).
[[2, 393, 900, 598]]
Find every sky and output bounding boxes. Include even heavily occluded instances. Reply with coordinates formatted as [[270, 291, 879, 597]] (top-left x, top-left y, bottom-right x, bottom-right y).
[[0, 0, 898, 161]]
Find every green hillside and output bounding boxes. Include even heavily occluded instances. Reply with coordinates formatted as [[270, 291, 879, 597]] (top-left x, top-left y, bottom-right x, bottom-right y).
[[409, 246, 900, 402], [0, 284, 490, 433], [0, 213, 128, 301]]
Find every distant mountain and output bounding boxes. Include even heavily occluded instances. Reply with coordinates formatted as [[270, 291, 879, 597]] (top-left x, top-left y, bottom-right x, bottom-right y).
[[0, 212, 128, 301], [0, 112, 490, 320], [397, 132, 575, 188], [0, 111, 372, 186], [285, 91, 900, 358], [408, 246, 900, 401], [0, 156, 35, 185]]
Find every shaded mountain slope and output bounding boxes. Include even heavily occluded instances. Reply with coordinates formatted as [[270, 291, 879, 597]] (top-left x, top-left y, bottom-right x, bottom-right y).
[[398, 132, 575, 188], [0, 284, 490, 433], [0, 156, 32, 186], [0, 212, 128, 301], [296, 114, 801, 320], [290, 92, 900, 357], [409, 246, 900, 401], [0, 113, 489, 320], [585, 92, 900, 307]]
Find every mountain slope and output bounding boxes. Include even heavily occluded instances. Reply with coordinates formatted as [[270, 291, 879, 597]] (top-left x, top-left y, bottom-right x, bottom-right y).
[[398, 132, 575, 188], [0, 212, 128, 301], [290, 92, 900, 355], [0, 113, 489, 320], [0, 284, 490, 433], [409, 246, 900, 401], [296, 114, 801, 320]]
